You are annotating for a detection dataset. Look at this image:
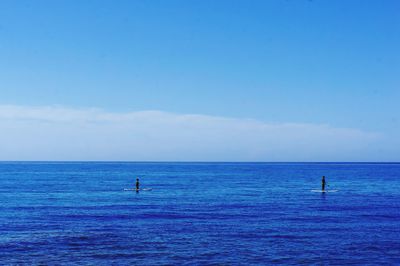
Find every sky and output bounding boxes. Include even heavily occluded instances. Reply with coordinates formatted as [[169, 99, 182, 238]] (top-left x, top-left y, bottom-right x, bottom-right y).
[[0, 0, 399, 161]]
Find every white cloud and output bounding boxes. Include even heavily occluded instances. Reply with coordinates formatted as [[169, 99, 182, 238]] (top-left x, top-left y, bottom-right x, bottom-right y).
[[0, 105, 382, 161]]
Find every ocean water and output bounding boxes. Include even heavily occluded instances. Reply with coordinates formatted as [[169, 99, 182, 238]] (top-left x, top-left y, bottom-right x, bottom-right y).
[[1, 162, 400, 265]]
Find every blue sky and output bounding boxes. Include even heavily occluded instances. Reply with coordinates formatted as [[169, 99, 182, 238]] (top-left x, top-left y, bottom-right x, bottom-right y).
[[0, 0, 399, 161]]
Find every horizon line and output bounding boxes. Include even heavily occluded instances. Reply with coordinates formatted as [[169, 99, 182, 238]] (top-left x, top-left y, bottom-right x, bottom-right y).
[[0, 161, 399, 164]]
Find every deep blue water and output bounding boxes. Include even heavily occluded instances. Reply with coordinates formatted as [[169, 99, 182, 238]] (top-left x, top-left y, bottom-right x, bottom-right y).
[[1, 162, 400, 265]]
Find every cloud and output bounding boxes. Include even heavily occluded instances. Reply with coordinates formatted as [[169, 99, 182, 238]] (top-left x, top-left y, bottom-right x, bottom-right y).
[[0, 105, 381, 161]]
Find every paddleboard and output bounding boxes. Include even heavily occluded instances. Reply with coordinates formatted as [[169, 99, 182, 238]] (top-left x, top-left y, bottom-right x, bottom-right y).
[[124, 188, 153, 191], [311, 189, 338, 193]]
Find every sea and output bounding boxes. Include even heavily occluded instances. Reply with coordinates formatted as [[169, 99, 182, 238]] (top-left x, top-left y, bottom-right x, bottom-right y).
[[1, 162, 399, 265]]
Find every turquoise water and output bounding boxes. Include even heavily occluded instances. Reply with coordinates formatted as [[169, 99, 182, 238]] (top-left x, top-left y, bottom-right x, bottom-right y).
[[1, 162, 400, 265]]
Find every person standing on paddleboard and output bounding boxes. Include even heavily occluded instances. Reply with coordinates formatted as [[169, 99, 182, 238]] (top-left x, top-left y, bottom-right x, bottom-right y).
[[136, 178, 140, 191], [322, 176, 326, 191]]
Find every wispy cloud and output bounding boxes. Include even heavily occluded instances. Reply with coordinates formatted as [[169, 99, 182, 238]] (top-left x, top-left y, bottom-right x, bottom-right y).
[[0, 105, 381, 161]]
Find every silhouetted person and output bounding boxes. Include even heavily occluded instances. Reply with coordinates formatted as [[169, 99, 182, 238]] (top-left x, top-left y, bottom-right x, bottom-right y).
[[136, 178, 140, 191], [322, 176, 326, 191]]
